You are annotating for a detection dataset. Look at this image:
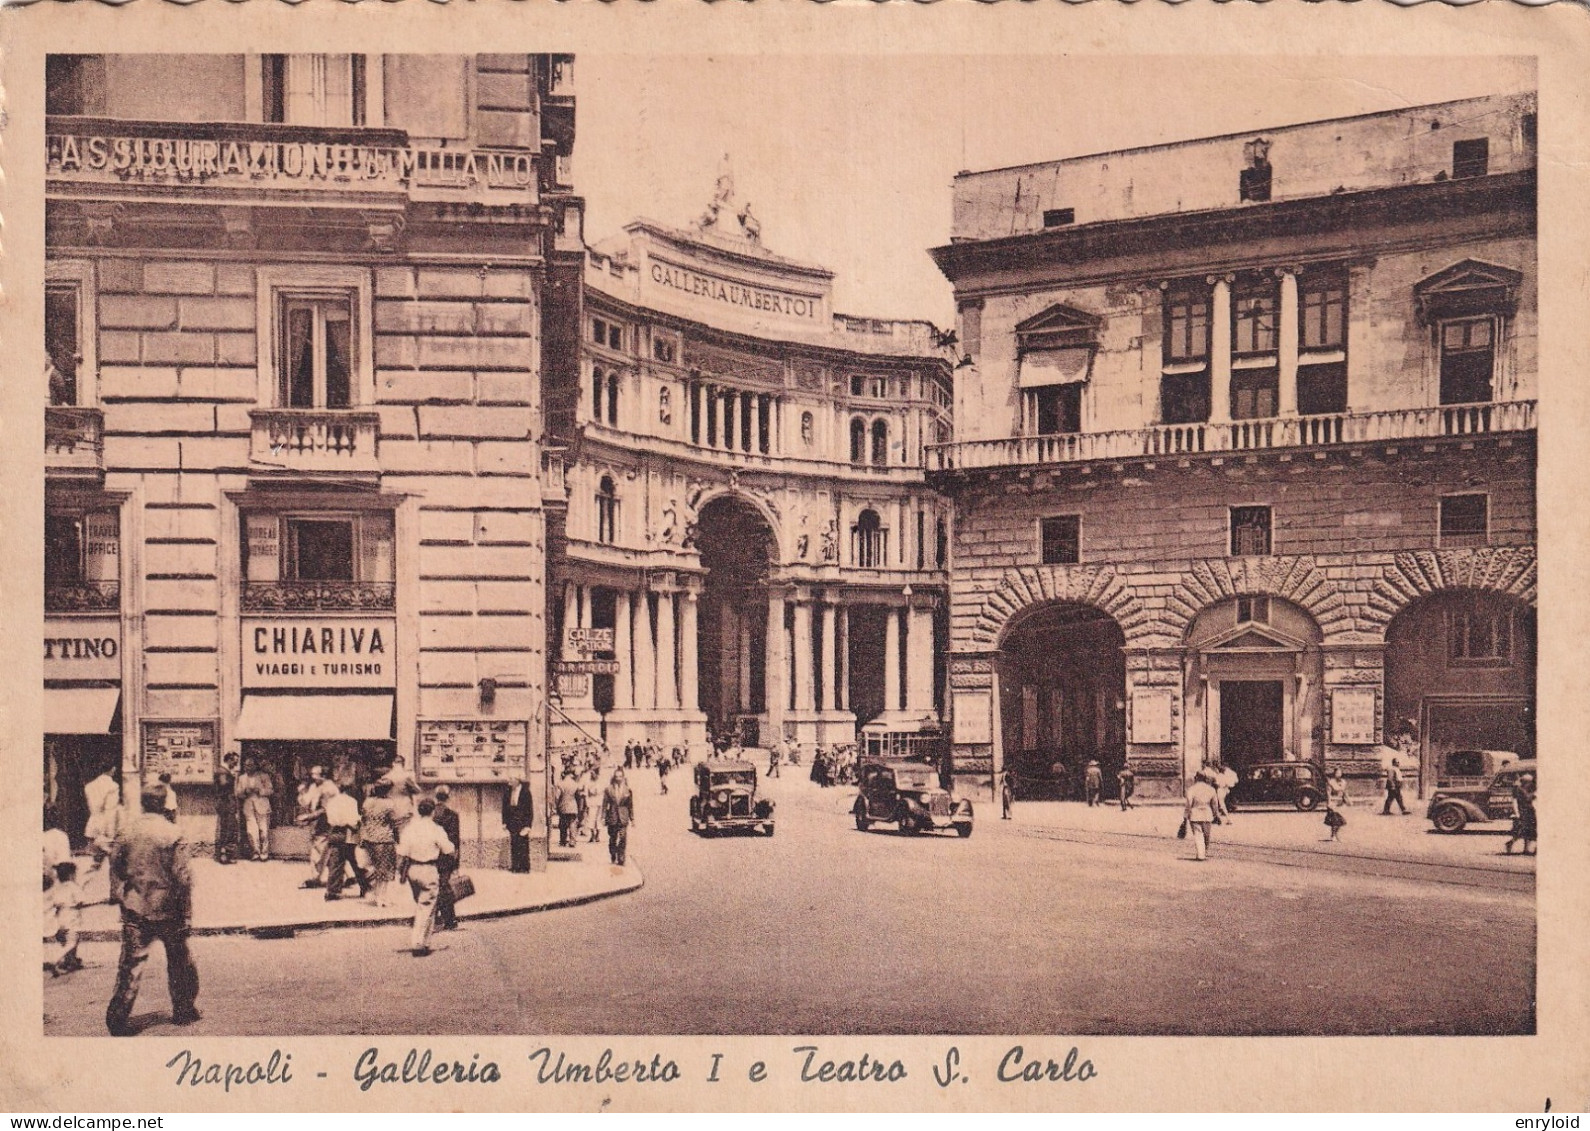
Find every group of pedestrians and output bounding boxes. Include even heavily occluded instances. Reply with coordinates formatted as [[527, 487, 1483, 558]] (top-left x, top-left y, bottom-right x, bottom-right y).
[[552, 761, 637, 867], [808, 744, 857, 787]]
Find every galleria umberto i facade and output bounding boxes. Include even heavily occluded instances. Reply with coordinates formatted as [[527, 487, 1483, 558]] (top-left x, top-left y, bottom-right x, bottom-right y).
[[40, 54, 1536, 868], [548, 193, 954, 756]]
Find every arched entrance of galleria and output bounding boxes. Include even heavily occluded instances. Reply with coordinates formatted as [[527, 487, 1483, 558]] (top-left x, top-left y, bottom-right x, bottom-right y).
[[997, 601, 1126, 800], [695, 495, 775, 744]]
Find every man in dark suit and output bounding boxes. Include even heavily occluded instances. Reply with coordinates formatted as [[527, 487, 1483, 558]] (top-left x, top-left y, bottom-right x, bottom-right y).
[[432, 786, 462, 929], [502, 776, 534, 873], [106, 784, 200, 1036]]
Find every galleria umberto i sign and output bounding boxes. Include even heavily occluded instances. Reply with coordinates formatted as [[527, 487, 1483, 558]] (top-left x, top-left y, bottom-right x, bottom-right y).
[[46, 131, 538, 195], [648, 257, 822, 322]]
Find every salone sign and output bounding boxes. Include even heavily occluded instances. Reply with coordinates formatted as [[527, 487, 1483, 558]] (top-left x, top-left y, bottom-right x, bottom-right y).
[[46, 132, 538, 193]]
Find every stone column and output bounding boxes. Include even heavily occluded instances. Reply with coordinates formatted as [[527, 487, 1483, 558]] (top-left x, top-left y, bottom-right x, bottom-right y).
[[819, 600, 838, 711], [561, 582, 579, 656], [633, 592, 656, 711], [737, 611, 753, 711], [750, 395, 762, 454], [613, 588, 633, 710], [792, 597, 815, 711], [1278, 269, 1299, 417], [884, 606, 903, 713], [838, 605, 851, 710], [655, 585, 678, 710], [1210, 276, 1233, 425], [765, 590, 787, 734], [679, 585, 700, 713], [905, 602, 935, 714]]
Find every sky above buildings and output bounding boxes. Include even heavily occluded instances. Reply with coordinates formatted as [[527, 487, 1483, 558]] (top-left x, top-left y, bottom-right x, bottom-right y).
[[572, 54, 1534, 329]]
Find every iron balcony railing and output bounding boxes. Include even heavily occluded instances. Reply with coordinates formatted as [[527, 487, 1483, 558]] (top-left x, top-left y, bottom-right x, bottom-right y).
[[927, 400, 1536, 471], [45, 406, 105, 472], [242, 581, 396, 613], [45, 579, 120, 614]]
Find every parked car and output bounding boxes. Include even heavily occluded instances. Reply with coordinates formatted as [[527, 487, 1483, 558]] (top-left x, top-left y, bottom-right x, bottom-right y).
[[1427, 759, 1535, 834], [1430, 748, 1520, 792], [1225, 761, 1325, 812], [853, 759, 973, 837], [689, 760, 775, 837]]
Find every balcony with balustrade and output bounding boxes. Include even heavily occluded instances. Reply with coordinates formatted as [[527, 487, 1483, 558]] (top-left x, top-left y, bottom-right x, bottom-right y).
[[241, 580, 396, 614], [45, 407, 105, 477], [45, 578, 120, 614], [250, 410, 381, 476], [927, 400, 1536, 474]]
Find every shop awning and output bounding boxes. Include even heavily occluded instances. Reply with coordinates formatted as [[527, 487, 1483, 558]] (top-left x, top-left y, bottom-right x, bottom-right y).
[[1017, 347, 1093, 388], [235, 694, 394, 741], [44, 687, 122, 734]]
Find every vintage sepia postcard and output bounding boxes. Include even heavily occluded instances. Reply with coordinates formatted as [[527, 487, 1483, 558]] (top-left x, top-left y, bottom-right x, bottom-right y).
[[2, 0, 1588, 1114]]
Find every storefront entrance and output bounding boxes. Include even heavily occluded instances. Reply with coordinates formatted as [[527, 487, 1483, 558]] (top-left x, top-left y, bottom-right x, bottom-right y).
[[1219, 680, 1285, 772], [239, 738, 398, 858], [44, 732, 122, 847]]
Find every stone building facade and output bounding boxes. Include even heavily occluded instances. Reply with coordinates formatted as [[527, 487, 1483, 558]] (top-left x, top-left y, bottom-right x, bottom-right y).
[[929, 93, 1537, 800], [43, 53, 579, 865], [546, 196, 953, 757]]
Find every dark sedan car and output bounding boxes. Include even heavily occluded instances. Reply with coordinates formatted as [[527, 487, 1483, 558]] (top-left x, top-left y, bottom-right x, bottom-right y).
[[689, 760, 775, 837], [1226, 761, 1325, 812], [853, 759, 973, 837]]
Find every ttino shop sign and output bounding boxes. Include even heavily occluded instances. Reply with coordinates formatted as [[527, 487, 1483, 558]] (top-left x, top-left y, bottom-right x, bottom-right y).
[[242, 617, 396, 689]]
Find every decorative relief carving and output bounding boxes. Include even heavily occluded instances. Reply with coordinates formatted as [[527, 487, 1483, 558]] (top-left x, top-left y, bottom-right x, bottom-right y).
[[1163, 556, 1353, 641], [1365, 546, 1537, 634]]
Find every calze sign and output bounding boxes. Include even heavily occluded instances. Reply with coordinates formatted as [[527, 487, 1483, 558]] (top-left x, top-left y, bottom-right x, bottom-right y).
[[242, 617, 396, 689]]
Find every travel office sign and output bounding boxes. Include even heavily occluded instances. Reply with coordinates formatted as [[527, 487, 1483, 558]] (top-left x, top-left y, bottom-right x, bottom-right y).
[[45, 131, 539, 199]]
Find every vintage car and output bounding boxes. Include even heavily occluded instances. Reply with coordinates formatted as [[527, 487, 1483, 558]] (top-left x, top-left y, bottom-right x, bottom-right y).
[[1426, 758, 1535, 834], [1225, 761, 1325, 812], [853, 759, 973, 837], [689, 759, 775, 837]]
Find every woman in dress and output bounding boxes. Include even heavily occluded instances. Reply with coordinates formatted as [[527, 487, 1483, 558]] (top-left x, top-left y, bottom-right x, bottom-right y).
[[1324, 767, 1350, 842], [360, 778, 401, 907], [1504, 771, 1537, 856]]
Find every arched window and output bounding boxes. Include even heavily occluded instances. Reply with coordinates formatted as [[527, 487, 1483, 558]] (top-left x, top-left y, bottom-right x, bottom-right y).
[[871, 419, 889, 466], [850, 417, 867, 464], [596, 475, 618, 544], [591, 367, 605, 423], [852, 508, 886, 568]]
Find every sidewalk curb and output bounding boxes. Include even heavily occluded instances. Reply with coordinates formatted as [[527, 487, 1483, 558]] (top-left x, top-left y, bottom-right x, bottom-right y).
[[76, 867, 645, 943], [1006, 819, 1534, 876]]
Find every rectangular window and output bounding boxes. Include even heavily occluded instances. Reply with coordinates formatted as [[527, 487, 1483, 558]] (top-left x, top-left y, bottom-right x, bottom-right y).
[[592, 318, 608, 346], [279, 295, 353, 408], [1439, 493, 1488, 548], [1230, 506, 1272, 557], [1439, 318, 1495, 405], [1232, 284, 1278, 355], [1299, 276, 1347, 350], [1165, 287, 1210, 362], [1040, 515, 1080, 565], [916, 511, 926, 571], [609, 324, 623, 351], [46, 285, 80, 407], [1042, 208, 1076, 227], [1452, 138, 1490, 179], [1297, 362, 1348, 416], [850, 375, 866, 397], [46, 55, 106, 116], [870, 377, 888, 398], [1031, 384, 1082, 435], [1447, 602, 1513, 667], [45, 513, 86, 585], [1237, 595, 1271, 625], [1160, 371, 1211, 425], [1230, 368, 1279, 420], [1239, 164, 1272, 203], [263, 55, 365, 127], [247, 512, 395, 584]]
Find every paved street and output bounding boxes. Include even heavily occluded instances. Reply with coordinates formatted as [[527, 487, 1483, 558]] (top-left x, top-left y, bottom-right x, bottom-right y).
[[44, 767, 1534, 1037]]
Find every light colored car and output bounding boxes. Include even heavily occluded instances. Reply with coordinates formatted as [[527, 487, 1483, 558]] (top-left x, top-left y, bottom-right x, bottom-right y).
[[1426, 758, 1534, 834]]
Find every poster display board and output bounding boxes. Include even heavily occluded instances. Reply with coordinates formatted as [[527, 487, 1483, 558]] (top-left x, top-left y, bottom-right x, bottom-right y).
[[140, 720, 219, 784], [415, 718, 530, 783]]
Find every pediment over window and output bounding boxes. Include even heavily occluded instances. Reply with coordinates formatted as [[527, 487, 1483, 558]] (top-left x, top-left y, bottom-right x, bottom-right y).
[[1199, 621, 1309, 653], [1015, 303, 1103, 353], [1413, 259, 1523, 323]]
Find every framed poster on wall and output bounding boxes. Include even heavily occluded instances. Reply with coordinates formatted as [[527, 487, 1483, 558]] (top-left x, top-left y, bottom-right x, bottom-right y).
[[1330, 687, 1378, 745], [1130, 689, 1175, 745], [140, 720, 219, 785]]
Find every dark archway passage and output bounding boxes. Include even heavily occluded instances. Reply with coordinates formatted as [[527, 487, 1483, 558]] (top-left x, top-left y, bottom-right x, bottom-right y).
[[695, 496, 776, 741], [997, 602, 1126, 800]]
